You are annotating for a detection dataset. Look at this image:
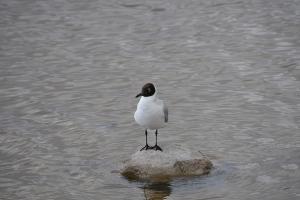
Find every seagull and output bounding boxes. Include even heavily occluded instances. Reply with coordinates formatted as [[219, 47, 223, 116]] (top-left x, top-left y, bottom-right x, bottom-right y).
[[134, 83, 168, 151]]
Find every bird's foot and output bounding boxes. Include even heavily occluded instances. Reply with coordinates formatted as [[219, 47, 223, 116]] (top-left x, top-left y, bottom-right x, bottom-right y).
[[151, 145, 163, 151], [140, 144, 151, 151]]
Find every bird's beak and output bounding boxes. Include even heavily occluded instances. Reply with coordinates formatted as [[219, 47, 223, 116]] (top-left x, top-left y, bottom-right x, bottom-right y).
[[136, 93, 142, 98]]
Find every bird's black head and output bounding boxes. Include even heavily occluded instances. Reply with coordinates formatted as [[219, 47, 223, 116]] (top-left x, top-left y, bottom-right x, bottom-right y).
[[136, 83, 156, 98]]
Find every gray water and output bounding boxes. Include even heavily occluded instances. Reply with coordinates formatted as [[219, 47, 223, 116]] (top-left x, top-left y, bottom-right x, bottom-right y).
[[1, 0, 300, 199]]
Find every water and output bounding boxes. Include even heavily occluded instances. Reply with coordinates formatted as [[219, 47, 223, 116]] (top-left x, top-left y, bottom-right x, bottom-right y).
[[1, 0, 300, 199]]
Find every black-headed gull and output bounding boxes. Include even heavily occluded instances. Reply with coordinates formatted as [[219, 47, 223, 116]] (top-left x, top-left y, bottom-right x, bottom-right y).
[[134, 83, 168, 151]]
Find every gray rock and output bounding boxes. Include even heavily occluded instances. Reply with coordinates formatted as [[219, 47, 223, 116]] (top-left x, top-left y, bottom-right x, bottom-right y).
[[120, 145, 213, 181]]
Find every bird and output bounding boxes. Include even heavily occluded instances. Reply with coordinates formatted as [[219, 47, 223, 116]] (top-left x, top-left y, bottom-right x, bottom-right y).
[[134, 83, 168, 151]]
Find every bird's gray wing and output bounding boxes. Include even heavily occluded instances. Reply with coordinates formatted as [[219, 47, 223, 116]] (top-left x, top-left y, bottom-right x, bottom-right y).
[[163, 102, 168, 123]]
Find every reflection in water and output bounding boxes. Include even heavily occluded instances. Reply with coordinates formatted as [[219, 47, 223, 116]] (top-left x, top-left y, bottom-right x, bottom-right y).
[[141, 182, 172, 200]]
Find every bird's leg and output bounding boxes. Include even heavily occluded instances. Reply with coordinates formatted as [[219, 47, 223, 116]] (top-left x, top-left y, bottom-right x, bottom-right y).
[[140, 129, 150, 151], [152, 130, 163, 151]]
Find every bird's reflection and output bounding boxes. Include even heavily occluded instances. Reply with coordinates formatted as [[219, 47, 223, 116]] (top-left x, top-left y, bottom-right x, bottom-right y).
[[141, 181, 172, 200]]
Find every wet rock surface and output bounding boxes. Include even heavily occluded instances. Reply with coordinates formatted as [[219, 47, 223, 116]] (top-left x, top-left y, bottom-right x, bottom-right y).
[[121, 145, 213, 181]]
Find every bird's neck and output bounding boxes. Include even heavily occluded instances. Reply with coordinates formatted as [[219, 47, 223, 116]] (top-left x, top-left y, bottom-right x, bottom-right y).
[[141, 92, 158, 102]]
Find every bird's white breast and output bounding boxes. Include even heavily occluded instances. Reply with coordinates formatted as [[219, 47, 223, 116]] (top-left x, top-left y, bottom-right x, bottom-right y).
[[134, 96, 165, 130]]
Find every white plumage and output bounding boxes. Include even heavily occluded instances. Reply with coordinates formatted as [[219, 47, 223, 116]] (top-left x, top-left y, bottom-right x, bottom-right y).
[[134, 92, 168, 130]]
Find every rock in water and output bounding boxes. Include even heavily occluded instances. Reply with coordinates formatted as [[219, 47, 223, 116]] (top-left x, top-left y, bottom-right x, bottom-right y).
[[121, 145, 213, 181]]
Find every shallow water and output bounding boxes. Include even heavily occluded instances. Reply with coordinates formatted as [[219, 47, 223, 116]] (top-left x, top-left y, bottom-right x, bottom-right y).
[[1, 0, 300, 199]]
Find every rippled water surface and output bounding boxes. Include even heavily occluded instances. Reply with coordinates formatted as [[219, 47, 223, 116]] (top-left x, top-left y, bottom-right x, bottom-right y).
[[1, 0, 300, 199]]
